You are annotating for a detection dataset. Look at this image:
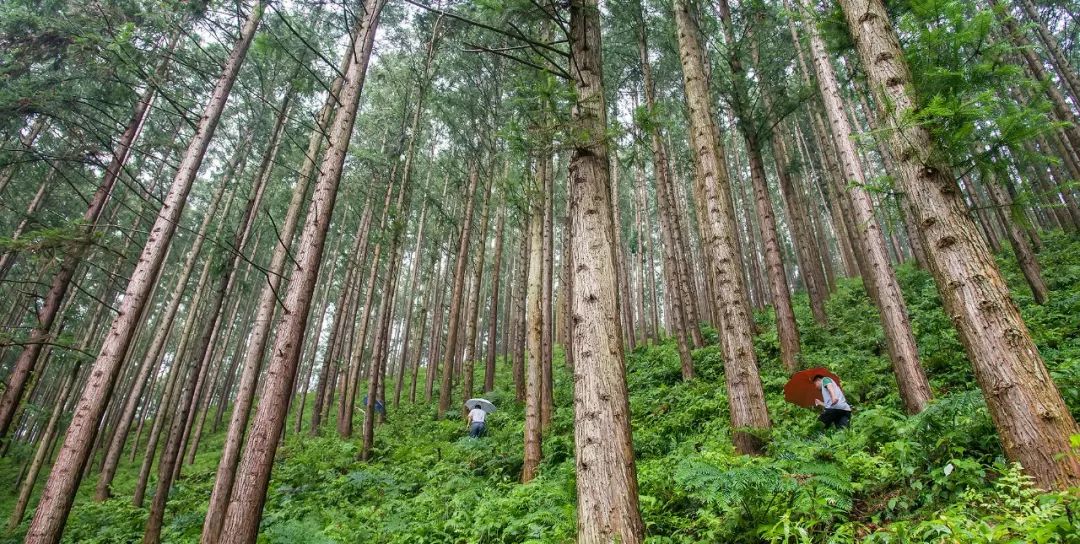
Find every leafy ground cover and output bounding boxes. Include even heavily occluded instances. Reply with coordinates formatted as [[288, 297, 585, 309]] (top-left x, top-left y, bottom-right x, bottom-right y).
[[3, 232, 1079, 543]]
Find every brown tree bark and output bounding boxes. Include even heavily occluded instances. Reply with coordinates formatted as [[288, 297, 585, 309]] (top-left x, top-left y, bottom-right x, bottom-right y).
[[522, 209, 543, 484], [94, 143, 241, 501], [540, 153, 555, 430], [437, 163, 481, 418], [984, 169, 1049, 304], [484, 207, 506, 392], [461, 174, 495, 415], [24, 5, 261, 540], [840, 0, 1080, 489], [511, 227, 529, 402], [673, 0, 772, 454], [806, 21, 932, 414], [216, 1, 386, 536], [568, 1, 646, 540], [634, 6, 694, 378]]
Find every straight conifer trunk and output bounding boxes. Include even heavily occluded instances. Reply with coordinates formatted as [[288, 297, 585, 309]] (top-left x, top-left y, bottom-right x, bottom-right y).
[[839, 0, 1080, 489], [673, 0, 771, 454], [437, 164, 481, 417], [522, 210, 543, 483], [805, 19, 932, 414], [567, 1, 646, 541], [217, 1, 387, 539], [23, 5, 263, 541]]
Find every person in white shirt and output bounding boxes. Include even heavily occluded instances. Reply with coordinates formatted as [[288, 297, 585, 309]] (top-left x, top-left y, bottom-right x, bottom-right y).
[[812, 374, 852, 429], [467, 404, 487, 438]]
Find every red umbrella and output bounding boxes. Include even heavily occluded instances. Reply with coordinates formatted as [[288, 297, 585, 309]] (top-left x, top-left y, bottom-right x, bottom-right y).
[[784, 367, 842, 409]]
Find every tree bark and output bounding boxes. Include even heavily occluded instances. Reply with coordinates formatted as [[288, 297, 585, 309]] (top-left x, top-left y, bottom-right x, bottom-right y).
[[522, 209, 543, 484], [484, 208, 506, 392], [216, 1, 386, 537], [673, 0, 771, 454], [94, 142, 241, 501], [567, 1, 646, 540], [634, 5, 694, 378], [806, 22, 932, 414], [437, 163, 481, 418], [24, 5, 261, 540], [841, 0, 1080, 489]]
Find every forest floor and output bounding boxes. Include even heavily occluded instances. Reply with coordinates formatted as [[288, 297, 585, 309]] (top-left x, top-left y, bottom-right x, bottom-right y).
[[3, 232, 1079, 543]]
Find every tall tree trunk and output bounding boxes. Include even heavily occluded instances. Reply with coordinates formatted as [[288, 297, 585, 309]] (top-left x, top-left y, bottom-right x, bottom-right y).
[[24, 6, 261, 541], [715, 0, 801, 372], [199, 72, 334, 543], [217, 2, 386, 537], [424, 252, 450, 403], [984, 169, 1049, 303], [568, 1, 645, 540], [841, 0, 1080, 489], [94, 144, 241, 501], [511, 227, 529, 402], [673, 0, 771, 454], [634, 5, 694, 378], [540, 153, 555, 430], [806, 22, 932, 414], [522, 210, 543, 483], [484, 208, 506, 392], [437, 163, 481, 418], [461, 175, 495, 415]]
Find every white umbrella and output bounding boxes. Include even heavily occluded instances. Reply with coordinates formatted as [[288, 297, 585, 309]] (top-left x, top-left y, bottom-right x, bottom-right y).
[[464, 398, 496, 413]]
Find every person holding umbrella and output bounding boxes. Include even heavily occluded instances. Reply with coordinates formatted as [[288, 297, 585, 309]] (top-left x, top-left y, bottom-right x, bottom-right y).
[[464, 398, 495, 438], [812, 374, 851, 429]]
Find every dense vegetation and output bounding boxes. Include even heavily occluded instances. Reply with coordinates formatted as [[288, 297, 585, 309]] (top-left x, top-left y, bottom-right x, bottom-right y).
[[5, 233, 1075, 543]]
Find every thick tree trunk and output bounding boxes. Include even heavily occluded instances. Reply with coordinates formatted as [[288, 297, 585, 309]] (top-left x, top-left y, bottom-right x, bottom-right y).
[[199, 75, 332, 543], [94, 146, 240, 501], [24, 5, 261, 541], [807, 24, 932, 414], [567, 1, 645, 540], [841, 0, 1080, 489], [673, 0, 771, 454]]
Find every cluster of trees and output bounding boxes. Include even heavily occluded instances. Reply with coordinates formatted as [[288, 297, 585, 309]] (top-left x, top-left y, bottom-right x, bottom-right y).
[[0, 0, 1077, 541]]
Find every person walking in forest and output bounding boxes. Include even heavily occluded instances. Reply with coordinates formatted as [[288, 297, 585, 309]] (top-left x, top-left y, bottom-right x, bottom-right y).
[[467, 403, 487, 438], [813, 374, 852, 430]]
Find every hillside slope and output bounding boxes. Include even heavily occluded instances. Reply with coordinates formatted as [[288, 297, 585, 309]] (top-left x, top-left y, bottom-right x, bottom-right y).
[[4, 233, 1079, 543]]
